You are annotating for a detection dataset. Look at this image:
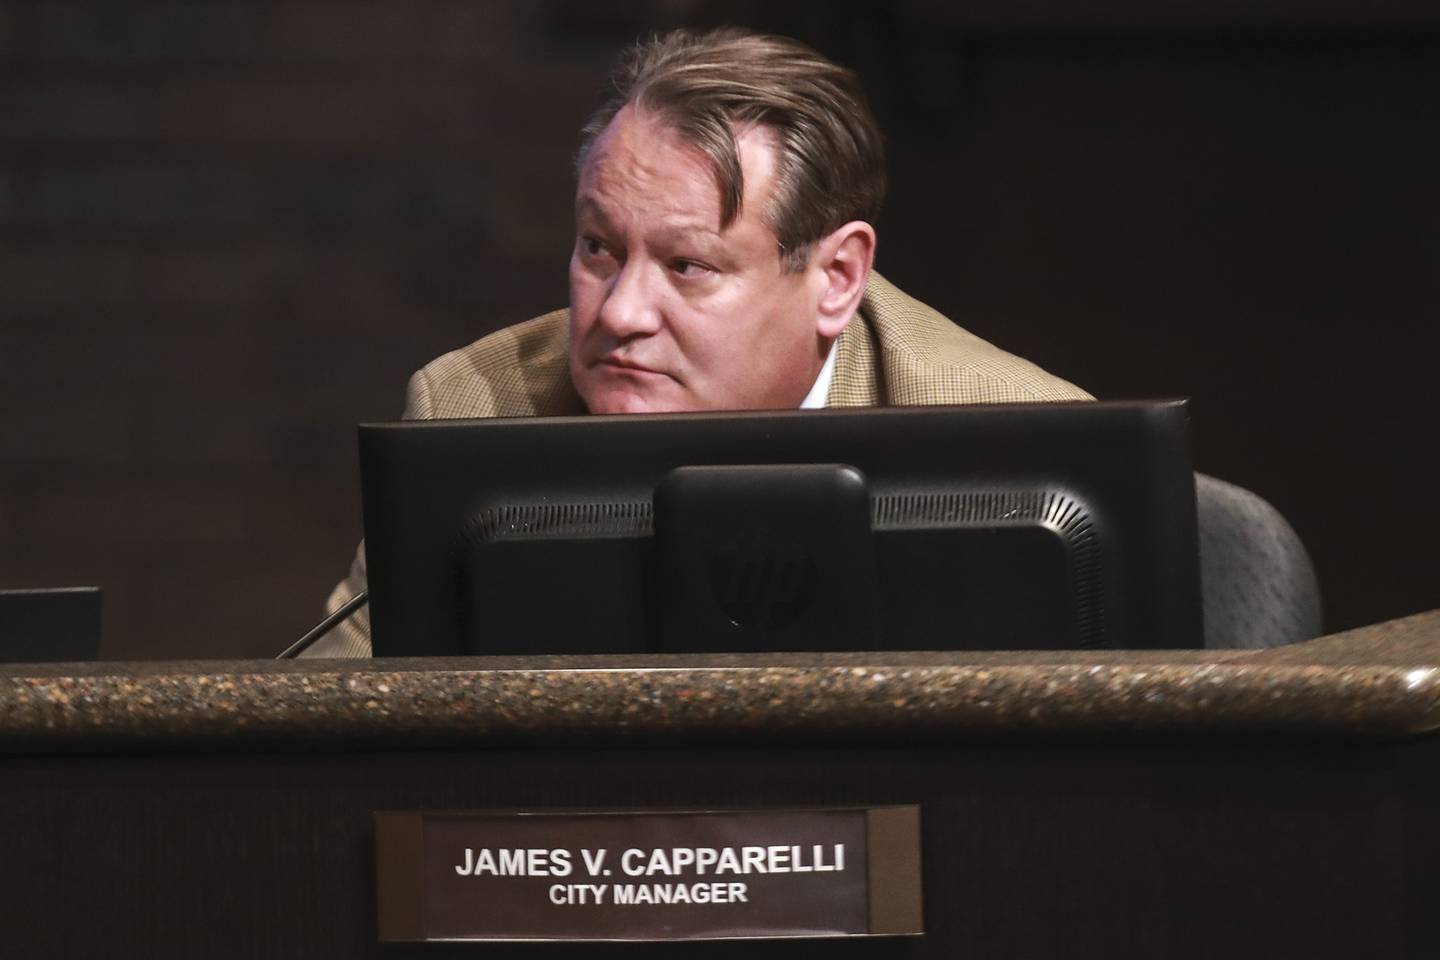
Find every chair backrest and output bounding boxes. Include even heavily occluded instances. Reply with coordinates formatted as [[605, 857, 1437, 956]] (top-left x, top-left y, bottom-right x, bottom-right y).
[[1195, 474, 1322, 649]]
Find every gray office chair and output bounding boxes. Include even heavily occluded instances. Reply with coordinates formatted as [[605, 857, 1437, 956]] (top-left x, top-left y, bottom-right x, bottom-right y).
[[1195, 473, 1322, 650]]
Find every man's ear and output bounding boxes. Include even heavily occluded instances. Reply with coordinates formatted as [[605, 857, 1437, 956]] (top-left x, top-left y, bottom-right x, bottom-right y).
[[812, 221, 877, 339]]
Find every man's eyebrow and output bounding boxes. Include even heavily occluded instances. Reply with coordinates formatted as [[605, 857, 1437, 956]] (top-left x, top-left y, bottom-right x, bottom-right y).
[[650, 222, 723, 248], [575, 195, 723, 243], [574, 195, 613, 228]]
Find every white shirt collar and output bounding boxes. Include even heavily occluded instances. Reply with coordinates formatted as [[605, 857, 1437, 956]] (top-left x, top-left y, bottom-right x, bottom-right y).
[[800, 341, 838, 409]]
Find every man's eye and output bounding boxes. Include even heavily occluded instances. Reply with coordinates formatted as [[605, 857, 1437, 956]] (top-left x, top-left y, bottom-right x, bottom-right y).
[[581, 237, 611, 258], [671, 259, 710, 278]]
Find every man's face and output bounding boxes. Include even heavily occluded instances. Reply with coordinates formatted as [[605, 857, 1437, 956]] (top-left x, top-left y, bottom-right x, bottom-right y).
[[568, 106, 828, 414]]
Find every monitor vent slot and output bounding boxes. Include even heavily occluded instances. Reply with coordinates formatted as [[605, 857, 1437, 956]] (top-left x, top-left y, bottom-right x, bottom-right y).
[[462, 501, 653, 546]]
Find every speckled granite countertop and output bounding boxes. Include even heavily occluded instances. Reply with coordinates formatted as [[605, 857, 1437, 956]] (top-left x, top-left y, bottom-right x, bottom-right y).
[[3, 610, 1439, 753]]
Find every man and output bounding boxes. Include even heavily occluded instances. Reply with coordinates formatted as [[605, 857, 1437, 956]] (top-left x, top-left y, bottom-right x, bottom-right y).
[[309, 28, 1089, 657]]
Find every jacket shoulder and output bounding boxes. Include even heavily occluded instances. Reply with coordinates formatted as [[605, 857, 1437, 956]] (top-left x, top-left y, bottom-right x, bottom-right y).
[[407, 309, 581, 419], [863, 274, 1093, 404]]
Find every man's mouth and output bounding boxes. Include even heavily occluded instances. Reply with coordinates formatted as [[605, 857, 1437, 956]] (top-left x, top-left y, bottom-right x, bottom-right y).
[[596, 356, 667, 378]]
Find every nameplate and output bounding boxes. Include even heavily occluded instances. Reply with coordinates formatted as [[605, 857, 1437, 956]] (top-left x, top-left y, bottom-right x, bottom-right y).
[[376, 806, 922, 943]]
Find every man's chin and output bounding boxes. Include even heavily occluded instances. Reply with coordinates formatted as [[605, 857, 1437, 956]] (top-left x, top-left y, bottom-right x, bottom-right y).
[[581, 386, 693, 416]]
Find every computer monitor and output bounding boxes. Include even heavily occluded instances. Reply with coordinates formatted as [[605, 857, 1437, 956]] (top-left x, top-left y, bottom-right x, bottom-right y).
[[358, 400, 1201, 657], [0, 587, 102, 662]]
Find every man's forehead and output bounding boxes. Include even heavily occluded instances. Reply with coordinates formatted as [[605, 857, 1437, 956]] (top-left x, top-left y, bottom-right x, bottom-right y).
[[573, 193, 723, 240], [578, 115, 783, 247], [575, 133, 725, 237], [582, 108, 710, 180]]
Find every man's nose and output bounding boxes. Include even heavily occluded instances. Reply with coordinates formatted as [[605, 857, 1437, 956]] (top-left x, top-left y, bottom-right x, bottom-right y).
[[597, 261, 664, 338]]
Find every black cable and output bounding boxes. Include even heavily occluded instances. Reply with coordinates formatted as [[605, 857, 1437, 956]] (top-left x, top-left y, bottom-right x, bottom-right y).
[[276, 591, 368, 659]]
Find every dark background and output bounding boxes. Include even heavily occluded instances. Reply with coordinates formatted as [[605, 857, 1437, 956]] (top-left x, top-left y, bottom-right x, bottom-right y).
[[1, 1, 1436, 660]]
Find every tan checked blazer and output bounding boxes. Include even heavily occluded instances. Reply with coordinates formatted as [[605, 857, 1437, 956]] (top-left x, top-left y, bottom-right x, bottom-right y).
[[308, 273, 1091, 657]]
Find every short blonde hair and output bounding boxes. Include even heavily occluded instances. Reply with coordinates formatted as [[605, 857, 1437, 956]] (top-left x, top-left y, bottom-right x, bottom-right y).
[[578, 28, 886, 272]]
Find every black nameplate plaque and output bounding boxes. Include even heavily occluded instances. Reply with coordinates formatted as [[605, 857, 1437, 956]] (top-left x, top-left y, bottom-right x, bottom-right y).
[[376, 806, 922, 943]]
